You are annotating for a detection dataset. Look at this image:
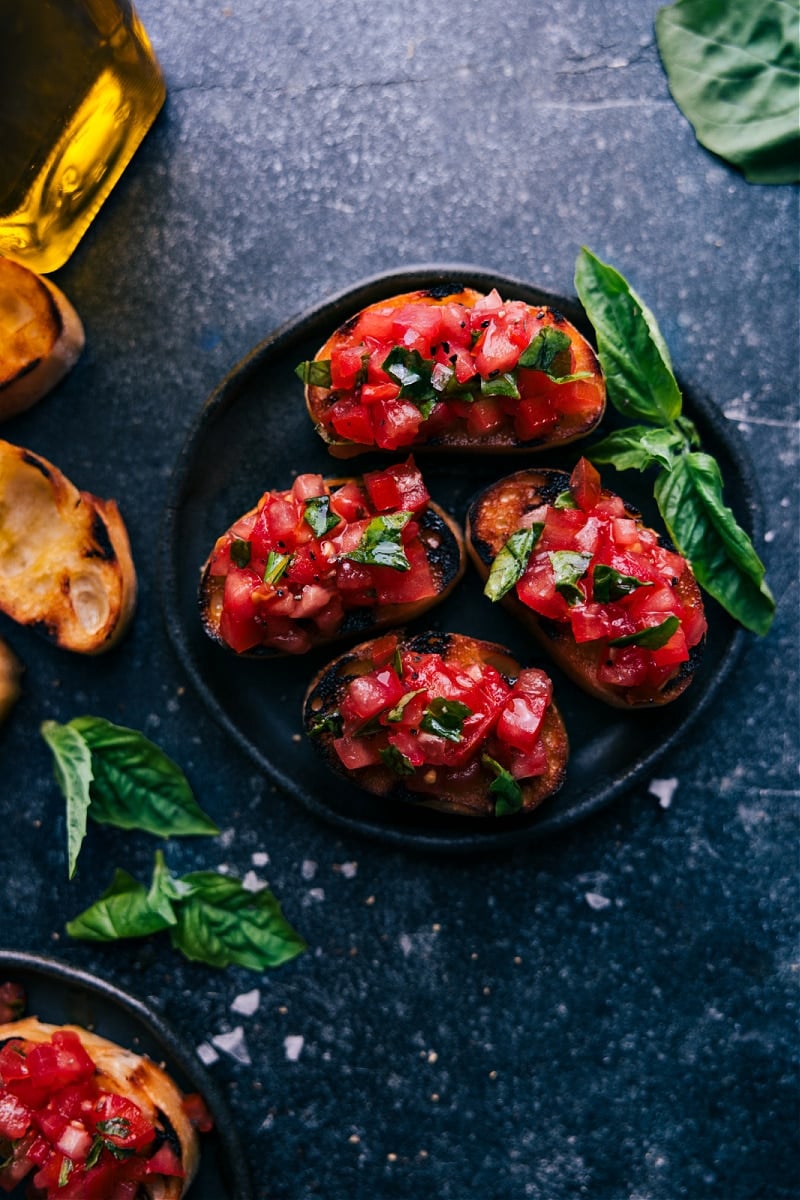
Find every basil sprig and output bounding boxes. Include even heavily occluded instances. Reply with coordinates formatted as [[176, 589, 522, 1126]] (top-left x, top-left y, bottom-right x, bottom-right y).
[[484, 524, 543, 601], [42, 718, 219, 879], [419, 698, 472, 742], [549, 550, 593, 605], [66, 851, 306, 971], [592, 564, 653, 603], [345, 511, 412, 571], [304, 495, 341, 537], [575, 247, 774, 635]]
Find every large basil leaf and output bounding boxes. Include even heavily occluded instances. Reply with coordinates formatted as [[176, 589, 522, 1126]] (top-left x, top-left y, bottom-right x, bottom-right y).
[[588, 425, 686, 472], [574, 247, 683, 425], [654, 452, 775, 635], [656, 0, 800, 185], [170, 870, 306, 970], [65, 869, 174, 941], [41, 720, 93, 880], [71, 716, 219, 838]]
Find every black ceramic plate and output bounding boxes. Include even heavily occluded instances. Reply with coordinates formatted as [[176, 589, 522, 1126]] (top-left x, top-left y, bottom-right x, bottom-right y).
[[161, 266, 756, 854], [0, 950, 253, 1200]]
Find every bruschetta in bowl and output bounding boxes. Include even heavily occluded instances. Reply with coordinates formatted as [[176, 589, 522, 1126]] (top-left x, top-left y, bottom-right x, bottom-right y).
[[199, 458, 465, 655], [0, 1015, 206, 1198], [303, 630, 568, 818], [297, 286, 605, 457], [467, 458, 707, 708]]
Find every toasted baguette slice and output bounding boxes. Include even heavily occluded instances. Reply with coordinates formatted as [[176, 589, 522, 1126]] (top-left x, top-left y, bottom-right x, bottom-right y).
[[200, 465, 465, 657], [303, 286, 605, 458], [0, 259, 85, 420], [0, 637, 22, 723], [467, 465, 706, 708], [0, 1016, 199, 1198], [304, 630, 568, 818], [0, 439, 136, 653]]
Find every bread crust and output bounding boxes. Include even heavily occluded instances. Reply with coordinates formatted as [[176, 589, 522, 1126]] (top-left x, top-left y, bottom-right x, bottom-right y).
[[0, 1016, 199, 1198], [304, 630, 569, 818], [0, 637, 22, 724], [305, 287, 605, 457], [466, 468, 706, 708], [0, 259, 85, 420], [0, 439, 136, 653]]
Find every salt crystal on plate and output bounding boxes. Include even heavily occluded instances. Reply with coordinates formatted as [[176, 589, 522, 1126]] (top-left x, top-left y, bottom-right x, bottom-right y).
[[338, 862, 358, 879], [284, 1035, 304, 1061], [231, 988, 261, 1016], [251, 851, 269, 867], [585, 892, 612, 911], [196, 1042, 219, 1066], [301, 860, 318, 880], [648, 777, 678, 809], [241, 870, 267, 893]]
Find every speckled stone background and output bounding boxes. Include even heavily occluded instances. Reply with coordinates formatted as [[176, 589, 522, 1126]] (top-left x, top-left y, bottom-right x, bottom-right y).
[[1, 2, 798, 1198]]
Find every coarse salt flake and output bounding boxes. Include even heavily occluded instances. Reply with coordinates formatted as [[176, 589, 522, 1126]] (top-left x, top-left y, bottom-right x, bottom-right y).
[[301, 860, 318, 881], [211, 1026, 251, 1065], [648, 777, 678, 809], [585, 892, 612, 911], [251, 851, 269, 867], [241, 870, 267, 893], [284, 1035, 304, 1061], [196, 1042, 219, 1066], [231, 988, 261, 1017], [337, 861, 358, 879]]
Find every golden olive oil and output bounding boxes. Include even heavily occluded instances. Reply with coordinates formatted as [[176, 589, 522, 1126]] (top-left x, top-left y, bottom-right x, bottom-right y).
[[0, 0, 165, 273]]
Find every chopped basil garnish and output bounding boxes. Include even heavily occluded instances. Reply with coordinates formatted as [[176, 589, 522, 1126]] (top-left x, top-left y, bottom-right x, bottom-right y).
[[97, 1118, 131, 1139], [393, 645, 403, 676], [609, 614, 680, 649], [484, 524, 543, 602], [592, 564, 653, 603], [380, 745, 416, 776], [517, 326, 592, 382], [482, 754, 524, 816], [295, 359, 332, 388], [549, 550, 593, 605], [419, 698, 472, 742], [59, 1158, 74, 1186], [480, 372, 520, 399], [303, 495, 341, 537], [263, 550, 290, 586], [344, 512, 412, 571], [308, 712, 343, 739], [230, 538, 251, 567], [386, 690, 425, 722], [553, 489, 578, 510], [381, 347, 438, 415]]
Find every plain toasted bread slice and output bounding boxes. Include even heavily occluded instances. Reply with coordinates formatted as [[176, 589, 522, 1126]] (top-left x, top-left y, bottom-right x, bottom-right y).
[[0, 439, 136, 653], [0, 258, 85, 420]]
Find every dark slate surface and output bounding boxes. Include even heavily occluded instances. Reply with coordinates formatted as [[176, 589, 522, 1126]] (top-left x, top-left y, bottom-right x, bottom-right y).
[[1, 2, 797, 1198]]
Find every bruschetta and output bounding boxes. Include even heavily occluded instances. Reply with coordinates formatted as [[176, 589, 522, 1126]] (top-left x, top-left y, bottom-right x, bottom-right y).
[[0, 637, 22, 724], [0, 439, 136, 653], [467, 458, 707, 708], [303, 630, 568, 817], [0, 1015, 206, 1198], [200, 458, 465, 655], [297, 286, 605, 457], [0, 258, 85, 421]]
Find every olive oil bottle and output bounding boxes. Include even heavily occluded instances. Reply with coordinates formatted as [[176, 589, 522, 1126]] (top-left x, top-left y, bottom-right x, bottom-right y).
[[0, 0, 165, 273]]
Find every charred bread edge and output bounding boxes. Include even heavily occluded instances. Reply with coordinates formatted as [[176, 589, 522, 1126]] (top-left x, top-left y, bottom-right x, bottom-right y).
[[0, 263, 85, 419], [466, 467, 706, 709], [305, 287, 606, 458], [199, 496, 466, 658], [303, 629, 568, 818]]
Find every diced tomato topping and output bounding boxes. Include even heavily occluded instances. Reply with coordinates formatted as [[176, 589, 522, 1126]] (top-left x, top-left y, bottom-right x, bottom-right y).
[[570, 457, 602, 512], [372, 396, 425, 449], [363, 457, 430, 514], [0, 1090, 32, 1139], [513, 396, 558, 441], [145, 1142, 185, 1177]]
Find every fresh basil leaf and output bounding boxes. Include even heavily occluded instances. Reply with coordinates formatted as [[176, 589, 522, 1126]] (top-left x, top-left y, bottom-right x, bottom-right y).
[[549, 550, 593, 605], [70, 716, 219, 838], [482, 754, 524, 816], [554, 489, 578, 510], [345, 512, 412, 571], [230, 538, 251, 568], [97, 1118, 132, 1140], [308, 712, 343, 739], [609, 615, 681, 648], [386, 689, 425, 722], [480, 372, 520, 399], [654, 451, 775, 634], [592, 564, 653, 603], [295, 359, 332, 388], [41, 720, 93, 880], [517, 326, 592, 382], [588, 425, 686, 472], [170, 870, 306, 970], [65, 869, 173, 942], [419, 698, 472, 742], [379, 744, 416, 776], [382, 347, 438, 414], [575, 247, 683, 425], [264, 549, 290, 585], [59, 1159, 73, 1187], [393, 645, 404, 676], [304, 495, 341, 537], [147, 849, 196, 924], [484, 524, 543, 602], [655, 0, 800, 185]]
